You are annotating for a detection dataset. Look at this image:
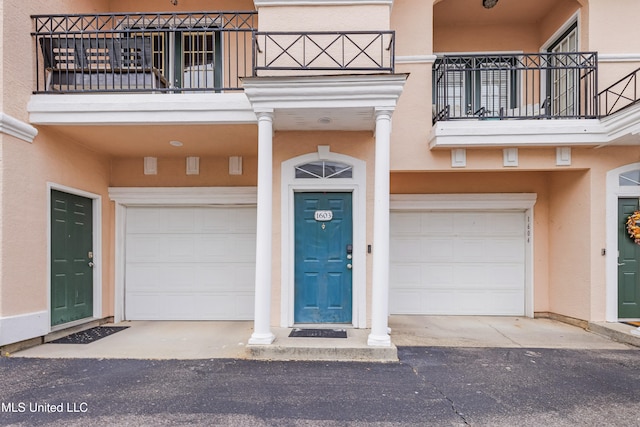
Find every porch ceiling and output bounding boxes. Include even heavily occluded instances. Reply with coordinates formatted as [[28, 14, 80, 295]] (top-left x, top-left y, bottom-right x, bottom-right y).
[[43, 124, 259, 157], [435, 0, 572, 25]]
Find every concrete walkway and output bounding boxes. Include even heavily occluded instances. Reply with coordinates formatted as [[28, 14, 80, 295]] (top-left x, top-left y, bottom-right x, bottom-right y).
[[10, 316, 638, 361]]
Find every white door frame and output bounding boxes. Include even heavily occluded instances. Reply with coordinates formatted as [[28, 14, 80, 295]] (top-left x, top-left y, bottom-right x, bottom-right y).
[[605, 163, 640, 322], [47, 183, 103, 330], [280, 146, 367, 328], [108, 187, 257, 322], [390, 193, 537, 318]]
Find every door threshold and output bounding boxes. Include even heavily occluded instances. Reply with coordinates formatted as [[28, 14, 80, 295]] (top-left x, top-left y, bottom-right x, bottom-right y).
[[292, 324, 355, 329]]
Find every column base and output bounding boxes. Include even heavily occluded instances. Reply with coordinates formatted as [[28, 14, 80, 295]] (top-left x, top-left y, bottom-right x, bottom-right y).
[[367, 332, 391, 347], [248, 332, 276, 345]]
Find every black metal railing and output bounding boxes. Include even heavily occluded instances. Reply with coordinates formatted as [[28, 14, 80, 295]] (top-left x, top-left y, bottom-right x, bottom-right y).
[[32, 11, 256, 93], [253, 31, 395, 73], [598, 67, 640, 116], [433, 52, 598, 123]]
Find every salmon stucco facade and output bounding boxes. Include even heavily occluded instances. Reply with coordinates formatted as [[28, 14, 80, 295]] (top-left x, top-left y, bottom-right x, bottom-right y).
[[1, 0, 640, 349]]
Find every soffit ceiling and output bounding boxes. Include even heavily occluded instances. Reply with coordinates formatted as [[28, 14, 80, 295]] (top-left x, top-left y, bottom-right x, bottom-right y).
[[435, 0, 575, 26]]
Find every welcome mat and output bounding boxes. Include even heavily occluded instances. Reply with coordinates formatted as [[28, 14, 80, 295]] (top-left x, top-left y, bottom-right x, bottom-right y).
[[624, 321, 640, 327], [51, 326, 129, 344], [289, 328, 347, 338]]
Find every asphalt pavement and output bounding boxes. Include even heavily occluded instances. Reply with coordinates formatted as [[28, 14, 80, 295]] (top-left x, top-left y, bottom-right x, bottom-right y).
[[1, 346, 639, 426]]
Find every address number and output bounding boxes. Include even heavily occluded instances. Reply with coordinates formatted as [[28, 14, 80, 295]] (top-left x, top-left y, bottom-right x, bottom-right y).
[[314, 210, 333, 222]]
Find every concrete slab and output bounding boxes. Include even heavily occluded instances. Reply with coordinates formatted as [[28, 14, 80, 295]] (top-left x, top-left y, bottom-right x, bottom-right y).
[[12, 321, 254, 360], [389, 316, 634, 349], [247, 327, 398, 362], [10, 316, 635, 361]]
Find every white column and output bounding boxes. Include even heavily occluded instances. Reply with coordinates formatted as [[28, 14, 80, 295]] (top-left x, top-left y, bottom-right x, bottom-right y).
[[249, 110, 276, 345], [368, 108, 393, 347]]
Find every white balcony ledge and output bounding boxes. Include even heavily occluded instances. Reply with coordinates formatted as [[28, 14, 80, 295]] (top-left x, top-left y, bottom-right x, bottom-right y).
[[27, 93, 257, 126], [429, 118, 639, 149]]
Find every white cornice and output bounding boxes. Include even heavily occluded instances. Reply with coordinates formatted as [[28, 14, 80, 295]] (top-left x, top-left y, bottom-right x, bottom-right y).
[[599, 53, 640, 63], [254, 0, 393, 6], [396, 55, 437, 65], [242, 74, 407, 110], [0, 112, 38, 143], [27, 93, 256, 125]]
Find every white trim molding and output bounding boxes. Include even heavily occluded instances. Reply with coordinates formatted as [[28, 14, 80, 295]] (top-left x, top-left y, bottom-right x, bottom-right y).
[[108, 186, 257, 205], [0, 112, 38, 143], [242, 74, 407, 132], [396, 55, 437, 65], [109, 187, 258, 323], [430, 119, 607, 148], [606, 164, 640, 323], [599, 54, 640, 63], [280, 147, 367, 329], [47, 183, 103, 329], [0, 311, 49, 346], [390, 193, 537, 318], [28, 93, 256, 126]]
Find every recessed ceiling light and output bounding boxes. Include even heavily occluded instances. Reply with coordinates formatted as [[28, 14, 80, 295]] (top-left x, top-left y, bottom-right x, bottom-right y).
[[169, 140, 183, 147]]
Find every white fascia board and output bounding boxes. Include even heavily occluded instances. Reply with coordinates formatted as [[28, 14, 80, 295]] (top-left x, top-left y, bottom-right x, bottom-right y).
[[0, 112, 38, 143], [390, 193, 537, 211], [254, 0, 393, 6], [108, 186, 257, 205], [27, 93, 257, 125], [600, 103, 640, 143], [429, 119, 607, 148], [243, 74, 407, 110]]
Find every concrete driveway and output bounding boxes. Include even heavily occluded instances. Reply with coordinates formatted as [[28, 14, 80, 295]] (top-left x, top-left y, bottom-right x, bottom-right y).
[[10, 316, 635, 361]]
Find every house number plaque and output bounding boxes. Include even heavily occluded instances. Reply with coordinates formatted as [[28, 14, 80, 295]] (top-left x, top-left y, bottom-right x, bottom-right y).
[[314, 210, 333, 222]]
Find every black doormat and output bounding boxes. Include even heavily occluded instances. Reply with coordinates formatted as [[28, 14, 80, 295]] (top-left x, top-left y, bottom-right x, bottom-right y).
[[289, 328, 347, 338], [50, 326, 129, 344]]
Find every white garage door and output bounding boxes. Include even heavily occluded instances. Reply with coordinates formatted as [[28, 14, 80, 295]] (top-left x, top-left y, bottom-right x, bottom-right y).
[[125, 206, 256, 320], [390, 211, 525, 315]]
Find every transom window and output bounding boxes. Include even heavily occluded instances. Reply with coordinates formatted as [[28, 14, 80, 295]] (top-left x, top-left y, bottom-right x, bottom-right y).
[[295, 161, 353, 179], [620, 169, 640, 186]]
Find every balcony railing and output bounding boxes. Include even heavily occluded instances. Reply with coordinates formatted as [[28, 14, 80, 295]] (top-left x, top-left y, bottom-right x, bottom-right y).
[[253, 31, 395, 74], [599, 67, 640, 116], [433, 52, 598, 123], [32, 11, 256, 93]]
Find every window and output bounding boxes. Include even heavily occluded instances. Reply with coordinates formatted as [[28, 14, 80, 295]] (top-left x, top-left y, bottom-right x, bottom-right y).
[[620, 170, 640, 186], [434, 56, 517, 118], [125, 24, 223, 91], [295, 161, 353, 179]]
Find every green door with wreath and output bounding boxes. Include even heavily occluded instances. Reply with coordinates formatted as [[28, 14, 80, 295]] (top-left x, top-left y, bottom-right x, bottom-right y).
[[618, 198, 640, 318]]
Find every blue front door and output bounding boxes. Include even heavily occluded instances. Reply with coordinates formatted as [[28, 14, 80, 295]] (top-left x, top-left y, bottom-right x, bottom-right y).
[[294, 192, 353, 323]]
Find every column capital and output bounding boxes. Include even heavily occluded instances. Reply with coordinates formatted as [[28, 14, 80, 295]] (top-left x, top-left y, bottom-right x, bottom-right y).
[[255, 109, 275, 120], [374, 107, 395, 118]]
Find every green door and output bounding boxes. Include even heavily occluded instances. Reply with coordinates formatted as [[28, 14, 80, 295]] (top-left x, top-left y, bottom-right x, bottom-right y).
[[294, 192, 352, 323], [51, 190, 93, 326], [618, 198, 640, 319]]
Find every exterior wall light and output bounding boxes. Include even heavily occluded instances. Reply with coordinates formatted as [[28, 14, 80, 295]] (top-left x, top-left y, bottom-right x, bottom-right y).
[[483, 0, 499, 8]]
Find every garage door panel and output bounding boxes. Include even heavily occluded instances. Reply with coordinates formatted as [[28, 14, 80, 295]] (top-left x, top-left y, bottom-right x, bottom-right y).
[[390, 213, 422, 234], [125, 206, 256, 320], [423, 213, 454, 234], [390, 237, 422, 262], [390, 210, 526, 316], [424, 238, 454, 260]]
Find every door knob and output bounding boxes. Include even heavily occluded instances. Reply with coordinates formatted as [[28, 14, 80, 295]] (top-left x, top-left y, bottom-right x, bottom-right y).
[[88, 262, 94, 268], [347, 264, 352, 270]]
